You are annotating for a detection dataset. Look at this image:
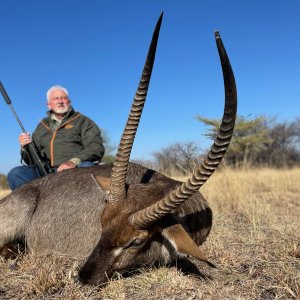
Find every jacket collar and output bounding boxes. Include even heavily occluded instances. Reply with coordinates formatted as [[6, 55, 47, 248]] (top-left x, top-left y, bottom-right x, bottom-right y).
[[44, 106, 77, 130]]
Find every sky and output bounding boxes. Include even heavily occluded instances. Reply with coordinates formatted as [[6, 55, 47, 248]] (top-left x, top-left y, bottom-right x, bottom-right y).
[[0, 0, 299, 175]]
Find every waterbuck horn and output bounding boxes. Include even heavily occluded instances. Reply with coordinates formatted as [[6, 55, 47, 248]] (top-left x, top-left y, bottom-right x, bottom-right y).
[[109, 13, 163, 202], [130, 31, 237, 228]]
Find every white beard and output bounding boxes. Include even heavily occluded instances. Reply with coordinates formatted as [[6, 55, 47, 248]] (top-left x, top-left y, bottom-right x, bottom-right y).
[[53, 106, 69, 114]]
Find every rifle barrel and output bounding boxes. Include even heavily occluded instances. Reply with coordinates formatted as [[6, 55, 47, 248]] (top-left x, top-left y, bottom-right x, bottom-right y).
[[0, 81, 27, 132], [0, 81, 11, 104]]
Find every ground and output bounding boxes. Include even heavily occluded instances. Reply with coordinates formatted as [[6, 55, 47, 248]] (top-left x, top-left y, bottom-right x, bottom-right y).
[[0, 168, 299, 299]]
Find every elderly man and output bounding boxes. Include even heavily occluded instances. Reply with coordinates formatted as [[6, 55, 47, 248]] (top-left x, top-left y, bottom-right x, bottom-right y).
[[8, 85, 105, 190]]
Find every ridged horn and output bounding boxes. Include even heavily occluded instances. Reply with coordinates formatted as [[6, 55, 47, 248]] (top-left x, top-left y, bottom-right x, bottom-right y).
[[109, 13, 163, 202], [130, 31, 237, 228]]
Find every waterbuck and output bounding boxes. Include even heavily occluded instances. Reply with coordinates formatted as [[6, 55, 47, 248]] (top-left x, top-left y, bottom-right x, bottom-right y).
[[0, 13, 237, 285]]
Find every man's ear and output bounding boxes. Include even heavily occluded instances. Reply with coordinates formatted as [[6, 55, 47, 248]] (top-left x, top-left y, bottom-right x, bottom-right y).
[[162, 224, 215, 268]]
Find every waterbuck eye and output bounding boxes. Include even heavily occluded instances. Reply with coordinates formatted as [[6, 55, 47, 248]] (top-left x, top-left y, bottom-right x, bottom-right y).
[[124, 238, 145, 249], [130, 238, 145, 248]]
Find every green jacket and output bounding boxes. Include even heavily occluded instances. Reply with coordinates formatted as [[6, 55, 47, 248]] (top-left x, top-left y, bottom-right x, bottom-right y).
[[24, 107, 105, 168]]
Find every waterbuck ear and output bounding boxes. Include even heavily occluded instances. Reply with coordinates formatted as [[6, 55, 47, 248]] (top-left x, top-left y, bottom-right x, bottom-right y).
[[95, 176, 111, 193], [162, 224, 216, 268]]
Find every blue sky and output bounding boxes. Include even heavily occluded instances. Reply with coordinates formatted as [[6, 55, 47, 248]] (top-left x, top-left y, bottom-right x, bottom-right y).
[[0, 1, 299, 174]]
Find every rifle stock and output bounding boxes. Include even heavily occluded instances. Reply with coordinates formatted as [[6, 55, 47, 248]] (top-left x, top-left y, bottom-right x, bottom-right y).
[[0, 81, 51, 177]]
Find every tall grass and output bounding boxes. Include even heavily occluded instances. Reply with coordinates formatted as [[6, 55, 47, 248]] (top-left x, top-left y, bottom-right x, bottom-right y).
[[0, 167, 299, 299]]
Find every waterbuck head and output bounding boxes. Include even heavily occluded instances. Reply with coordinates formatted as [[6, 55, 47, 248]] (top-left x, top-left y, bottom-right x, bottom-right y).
[[79, 12, 237, 285]]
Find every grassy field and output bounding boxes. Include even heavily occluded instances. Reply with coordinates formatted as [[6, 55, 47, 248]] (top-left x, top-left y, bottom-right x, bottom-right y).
[[0, 167, 299, 299]]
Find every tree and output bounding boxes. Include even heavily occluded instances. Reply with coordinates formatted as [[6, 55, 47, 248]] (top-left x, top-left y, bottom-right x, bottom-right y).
[[196, 115, 271, 166], [259, 119, 300, 167]]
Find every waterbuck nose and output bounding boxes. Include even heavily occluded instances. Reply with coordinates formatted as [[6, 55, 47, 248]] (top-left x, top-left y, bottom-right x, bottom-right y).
[[78, 265, 104, 285]]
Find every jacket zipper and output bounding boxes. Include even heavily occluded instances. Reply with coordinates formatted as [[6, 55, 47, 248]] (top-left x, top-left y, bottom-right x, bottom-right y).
[[41, 114, 81, 167]]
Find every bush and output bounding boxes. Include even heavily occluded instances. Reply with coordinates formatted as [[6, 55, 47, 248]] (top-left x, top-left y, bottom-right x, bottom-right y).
[[152, 141, 203, 176]]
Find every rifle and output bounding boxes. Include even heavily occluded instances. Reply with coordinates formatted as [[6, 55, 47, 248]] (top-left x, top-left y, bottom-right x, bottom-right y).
[[0, 81, 52, 177]]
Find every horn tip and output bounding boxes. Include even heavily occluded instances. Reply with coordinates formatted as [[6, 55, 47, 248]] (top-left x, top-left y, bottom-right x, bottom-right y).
[[158, 11, 164, 23], [214, 31, 221, 39]]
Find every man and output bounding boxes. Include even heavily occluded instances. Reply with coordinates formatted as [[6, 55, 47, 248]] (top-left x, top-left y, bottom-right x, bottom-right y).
[[8, 85, 105, 190]]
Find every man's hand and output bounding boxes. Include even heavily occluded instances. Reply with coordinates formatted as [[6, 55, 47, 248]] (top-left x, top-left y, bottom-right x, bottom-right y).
[[19, 133, 32, 147], [57, 161, 76, 172]]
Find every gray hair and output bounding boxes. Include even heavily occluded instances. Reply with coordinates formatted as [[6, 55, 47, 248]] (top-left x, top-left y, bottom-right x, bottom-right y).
[[47, 85, 69, 101]]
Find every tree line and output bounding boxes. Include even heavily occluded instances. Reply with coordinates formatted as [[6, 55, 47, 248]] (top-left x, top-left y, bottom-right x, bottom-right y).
[[150, 115, 300, 176]]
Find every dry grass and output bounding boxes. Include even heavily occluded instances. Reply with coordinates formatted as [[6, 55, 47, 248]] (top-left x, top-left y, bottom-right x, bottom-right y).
[[0, 190, 11, 199], [0, 167, 299, 299]]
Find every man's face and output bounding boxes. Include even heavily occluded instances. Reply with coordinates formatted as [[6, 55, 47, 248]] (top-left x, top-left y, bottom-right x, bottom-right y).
[[47, 89, 71, 114]]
